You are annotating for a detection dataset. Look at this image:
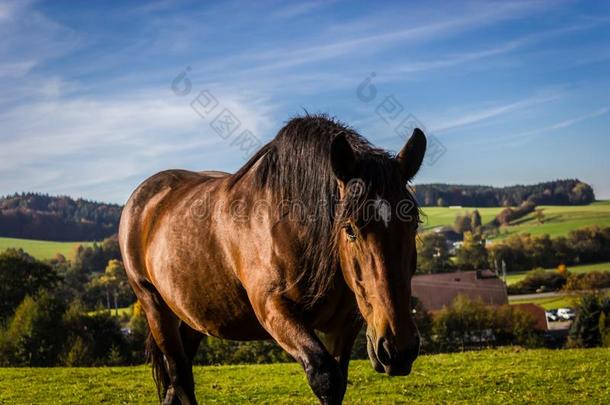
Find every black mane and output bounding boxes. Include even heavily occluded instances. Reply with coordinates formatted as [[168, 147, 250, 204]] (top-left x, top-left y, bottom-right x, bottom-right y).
[[229, 114, 417, 306]]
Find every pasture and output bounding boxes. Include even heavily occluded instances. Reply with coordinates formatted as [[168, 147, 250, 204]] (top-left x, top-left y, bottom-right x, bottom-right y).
[[0, 237, 91, 260], [420, 201, 610, 240], [0, 347, 607, 404], [508, 294, 578, 310]]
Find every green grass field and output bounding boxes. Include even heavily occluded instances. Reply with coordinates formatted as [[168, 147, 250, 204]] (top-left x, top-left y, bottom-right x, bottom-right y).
[[0, 347, 608, 404], [420, 200, 610, 240], [87, 305, 132, 317], [420, 206, 504, 230], [0, 237, 92, 260], [508, 294, 579, 310]]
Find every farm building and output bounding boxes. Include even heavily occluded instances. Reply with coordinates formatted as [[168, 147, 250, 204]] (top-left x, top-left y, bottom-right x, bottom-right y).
[[412, 270, 508, 312]]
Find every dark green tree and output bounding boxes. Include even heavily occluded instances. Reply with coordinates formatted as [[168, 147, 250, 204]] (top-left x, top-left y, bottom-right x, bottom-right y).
[[0, 291, 66, 366], [453, 214, 472, 235], [416, 232, 452, 273], [0, 249, 59, 321], [569, 294, 603, 348], [471, 209, 482, 230]]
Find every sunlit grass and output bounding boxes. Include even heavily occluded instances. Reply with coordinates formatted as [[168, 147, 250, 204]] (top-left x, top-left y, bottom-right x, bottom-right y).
[[0, 237, 92, 260], [1, 348, 608, 404]]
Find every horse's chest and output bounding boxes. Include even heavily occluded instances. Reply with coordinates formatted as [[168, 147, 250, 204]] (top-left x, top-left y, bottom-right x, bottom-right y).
[[309, 288, 358, 333]]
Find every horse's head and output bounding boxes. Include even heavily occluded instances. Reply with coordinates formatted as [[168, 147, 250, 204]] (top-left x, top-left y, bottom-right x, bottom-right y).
[[330, 128, 426, 376]]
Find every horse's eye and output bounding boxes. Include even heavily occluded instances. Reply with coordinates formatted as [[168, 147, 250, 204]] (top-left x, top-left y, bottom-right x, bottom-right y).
[[344, 224, 357, 241]]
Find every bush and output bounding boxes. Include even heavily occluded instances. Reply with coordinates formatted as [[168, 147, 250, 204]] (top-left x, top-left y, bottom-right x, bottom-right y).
[[62, 336, 93, 366], [599, 309, 610, 348], [568, 294, 610, 348], [61, 300, 130, 366], [564, 271, 610, 291], [0, 291, 66, 366], [195, 338, 291, 365], [431, 295, 540, 352], [507, 269, 568, 295]]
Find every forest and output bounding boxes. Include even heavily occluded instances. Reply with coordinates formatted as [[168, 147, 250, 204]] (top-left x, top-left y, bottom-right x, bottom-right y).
[[0, 193, 121, 241], [414, 179, 595, 207]]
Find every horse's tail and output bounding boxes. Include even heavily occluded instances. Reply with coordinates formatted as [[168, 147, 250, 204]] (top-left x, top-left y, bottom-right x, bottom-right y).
[[146, 332, 169, 402]]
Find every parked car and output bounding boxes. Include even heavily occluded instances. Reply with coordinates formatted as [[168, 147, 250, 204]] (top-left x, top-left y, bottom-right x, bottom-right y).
[[557, 308, 576, 321], [545, 309, 559, 322]]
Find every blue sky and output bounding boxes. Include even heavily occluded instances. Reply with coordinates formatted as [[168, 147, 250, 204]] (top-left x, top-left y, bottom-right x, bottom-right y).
[[1, 0, 610, 203]]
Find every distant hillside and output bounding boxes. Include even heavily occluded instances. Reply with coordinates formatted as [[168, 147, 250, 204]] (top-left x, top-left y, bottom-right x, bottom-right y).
[[0, 179, 596, 242], [0, 193, 121, 241], [420, 201, 610, 240], [414, 179, 595, 207]]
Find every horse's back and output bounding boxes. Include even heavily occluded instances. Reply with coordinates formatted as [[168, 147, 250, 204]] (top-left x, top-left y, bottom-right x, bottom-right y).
[[120, 169, 227, 269], [118, 168, 268, 339]]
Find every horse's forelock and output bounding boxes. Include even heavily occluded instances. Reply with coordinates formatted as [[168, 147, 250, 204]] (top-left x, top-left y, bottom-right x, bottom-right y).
[[229, 114, 416, 306]]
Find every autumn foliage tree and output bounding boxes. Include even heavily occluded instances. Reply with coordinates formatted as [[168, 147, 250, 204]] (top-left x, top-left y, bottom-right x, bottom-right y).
[[455, 232, 488, 270]]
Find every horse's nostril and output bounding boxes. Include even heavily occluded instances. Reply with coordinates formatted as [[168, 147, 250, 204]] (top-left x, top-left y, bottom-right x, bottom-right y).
[[376, 337, 392, 366], [383, 339, 392, 359]]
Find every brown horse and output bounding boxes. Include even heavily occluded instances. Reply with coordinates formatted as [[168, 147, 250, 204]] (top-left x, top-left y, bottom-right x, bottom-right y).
[[119, 115, 426, 404]]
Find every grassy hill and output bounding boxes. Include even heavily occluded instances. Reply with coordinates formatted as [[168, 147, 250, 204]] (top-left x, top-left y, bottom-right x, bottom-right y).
[[0, 237, 91, 260], [420, 200, 610, 240], [0, 347, 608, 404]]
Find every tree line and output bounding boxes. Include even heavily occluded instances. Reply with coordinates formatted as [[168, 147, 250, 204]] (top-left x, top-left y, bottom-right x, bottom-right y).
[[414, 179, 595, 207], [1, 232, 609, 366], [0, 179, 596, 241], [0, 245, 549, 367], [417, 225, 610, 275], [0, 193, 121, 241]]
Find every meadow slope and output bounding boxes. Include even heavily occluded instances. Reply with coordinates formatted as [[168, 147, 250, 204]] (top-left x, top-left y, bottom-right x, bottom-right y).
[[420, 200, 610, 240], [1, 348, 608, 404], [0, 237, 92, 260]]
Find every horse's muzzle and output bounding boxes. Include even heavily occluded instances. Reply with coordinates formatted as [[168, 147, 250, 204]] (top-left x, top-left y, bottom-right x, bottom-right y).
[[367, 334, 419, 376]]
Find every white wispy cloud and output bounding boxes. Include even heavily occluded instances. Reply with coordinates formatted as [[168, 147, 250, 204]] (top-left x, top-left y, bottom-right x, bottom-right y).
[[269, 1, 334, 19], [433, 93, 562, 133], [499, 106, 610, 145], [190, 0, 551, 77], [0, 60, 36, 77], [0, 85, 276, 202]]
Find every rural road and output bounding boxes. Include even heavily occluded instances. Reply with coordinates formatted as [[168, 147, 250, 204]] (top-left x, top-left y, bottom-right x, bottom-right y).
[[508, 291, 571, 301], [509, 288, 610, 302]]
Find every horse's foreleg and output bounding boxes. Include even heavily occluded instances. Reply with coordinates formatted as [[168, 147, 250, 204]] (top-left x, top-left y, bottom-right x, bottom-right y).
[[319, 318, 362, 389], [256, 295, 346, 405]]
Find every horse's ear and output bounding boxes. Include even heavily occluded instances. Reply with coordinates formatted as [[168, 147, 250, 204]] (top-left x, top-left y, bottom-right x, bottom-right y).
[[396, 128, 426, 181], [330, 132, 356, 183]]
